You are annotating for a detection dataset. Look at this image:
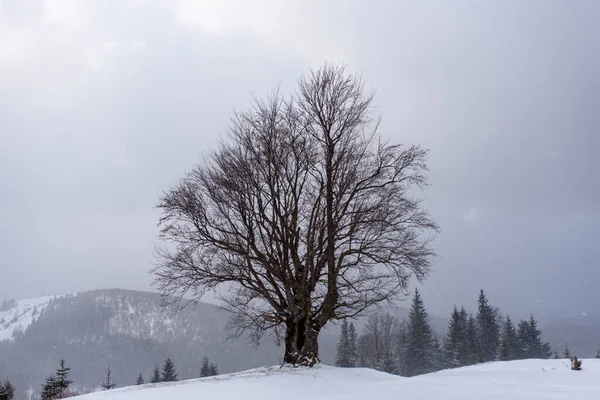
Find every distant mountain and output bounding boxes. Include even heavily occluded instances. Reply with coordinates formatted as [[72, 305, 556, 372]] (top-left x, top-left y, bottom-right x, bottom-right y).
[[0, 289, 343, 398], [0, 290, 275, 395]]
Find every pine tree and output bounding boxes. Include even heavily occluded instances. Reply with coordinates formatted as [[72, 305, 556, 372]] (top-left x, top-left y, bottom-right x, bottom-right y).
[[41, 375, 59, 400], [348, 322, 358, 367], [135, 374, 144, 385], [101, 363, 116, 390], [0, 379, 15, 400], [431, 335, 443, 372], [529, 315, 552, 359], [563, 345, 571, 359], [199, 356, 219, 377], [553, 350, 559, 359], [476, 290, 500, 362], [150, 365, 161, 383], [443, 305, 467, 368], [595, 348, 600, 359], [499, 316, 519, 361], [517, 320, 529, 358], [464, 312, 480, 365], [335, 320, 351, 367], [517, 315, 552, 359], [161, 358, 178, 382], [55, 358, 72, 399], [403, 289, 435, 376], [200, 356, 211, 377]]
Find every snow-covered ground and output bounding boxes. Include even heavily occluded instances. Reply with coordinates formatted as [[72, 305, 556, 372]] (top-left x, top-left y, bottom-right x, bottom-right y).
[[80, 359, 599, 400], [0, 295, 60, 341]]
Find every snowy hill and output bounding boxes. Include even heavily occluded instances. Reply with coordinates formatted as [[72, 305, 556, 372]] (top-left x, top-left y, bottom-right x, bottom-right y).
[[0, 289, 335, 395], [0, 295, 61, 341], [80, 360, 600, 400]]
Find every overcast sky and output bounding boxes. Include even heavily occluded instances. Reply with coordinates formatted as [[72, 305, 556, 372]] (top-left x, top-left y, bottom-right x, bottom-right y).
[[1, 0, 598, 321]]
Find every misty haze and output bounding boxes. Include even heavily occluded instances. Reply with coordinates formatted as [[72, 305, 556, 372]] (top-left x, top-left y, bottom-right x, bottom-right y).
[[1, 1, 599, 400]]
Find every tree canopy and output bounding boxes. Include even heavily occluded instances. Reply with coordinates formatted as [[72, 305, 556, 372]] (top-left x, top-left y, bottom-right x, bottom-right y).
[[153, 64, 438, 366]]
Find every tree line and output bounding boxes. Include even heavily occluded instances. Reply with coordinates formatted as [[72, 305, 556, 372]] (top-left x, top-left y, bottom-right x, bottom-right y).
[[335, 289, 563, 376], [144, 355, 218, 385]]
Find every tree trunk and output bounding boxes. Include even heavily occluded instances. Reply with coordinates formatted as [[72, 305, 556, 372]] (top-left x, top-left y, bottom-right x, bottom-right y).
[[283, 317, 321, 366]]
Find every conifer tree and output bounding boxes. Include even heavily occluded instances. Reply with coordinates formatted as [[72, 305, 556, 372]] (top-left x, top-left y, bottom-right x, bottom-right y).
[[150, 365, 161, 383], [517, 320, 529, 358], [517, 315, 551, 359], [196, 357, 219, 377], [443, 305, 467, 368], [595, 348, 600, 359], [348, 322, 358, 367], [530, 314, 552, 359], [41, 375, 59, 400], [431, 335, 443, 372], [161, 358, 178, 382], [499, 316, 519, 361], [476, 290, 500, 362], [101, 363, 116, 390], [200, 356, 211, 377], [335, 320, 351, 367], [563, 345, 571, 359], [0, 379, 15, 400], [464, 312, 480, 365], [553, 350, 559, 359], [403, 289, 435, 376], [55, 358, 72, 399], [135, 374, 144, 385]]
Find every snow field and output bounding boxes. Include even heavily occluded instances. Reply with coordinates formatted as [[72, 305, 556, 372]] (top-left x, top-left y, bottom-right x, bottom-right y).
[[79, 359, 600, 400]]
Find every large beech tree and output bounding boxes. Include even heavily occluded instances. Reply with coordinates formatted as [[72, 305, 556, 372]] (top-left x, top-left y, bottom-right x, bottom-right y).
[[153, 64, 438, 366]]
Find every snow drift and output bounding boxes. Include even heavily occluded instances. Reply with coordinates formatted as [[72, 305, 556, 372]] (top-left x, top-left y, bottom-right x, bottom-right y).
[[80, 359, 600, 400]]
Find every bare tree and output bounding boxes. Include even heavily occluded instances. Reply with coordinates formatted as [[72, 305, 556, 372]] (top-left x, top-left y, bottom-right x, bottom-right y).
[[358, 313, 402, 373], [153, 64, 438, 366]]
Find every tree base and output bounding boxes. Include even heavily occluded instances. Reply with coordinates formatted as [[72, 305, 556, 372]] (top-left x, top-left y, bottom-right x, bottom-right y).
[[283, 352, 320, 367]]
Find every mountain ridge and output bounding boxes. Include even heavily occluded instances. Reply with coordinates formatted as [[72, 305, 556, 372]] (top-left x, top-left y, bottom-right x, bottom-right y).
[[0, 288, 334, 397]]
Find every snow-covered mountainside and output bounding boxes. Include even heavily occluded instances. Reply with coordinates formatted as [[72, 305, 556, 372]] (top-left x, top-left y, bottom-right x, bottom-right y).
[[0, 290, 227, 345], [0, 289, 337, 395], [0, 290, 280, 394], [0, 295, 61, 341], [79, 359, 600, 400]]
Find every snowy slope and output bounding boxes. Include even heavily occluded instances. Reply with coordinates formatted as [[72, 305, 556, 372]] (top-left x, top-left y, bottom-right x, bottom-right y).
[[79, 359, 600, 400], [0, 289, 288, 393], [0, 295, 61, 341]]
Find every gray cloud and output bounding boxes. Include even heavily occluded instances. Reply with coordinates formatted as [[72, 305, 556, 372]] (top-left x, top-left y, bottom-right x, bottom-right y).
[[1, 0, 598, 321]]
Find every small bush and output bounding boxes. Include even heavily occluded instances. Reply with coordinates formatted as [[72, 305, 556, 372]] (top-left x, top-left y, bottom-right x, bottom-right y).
[[570, 356, 582, 371]]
